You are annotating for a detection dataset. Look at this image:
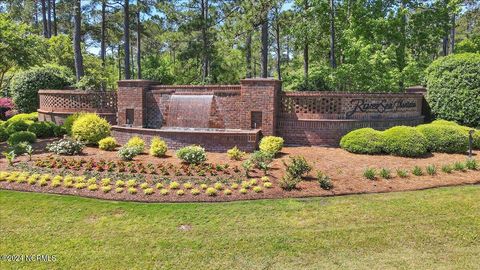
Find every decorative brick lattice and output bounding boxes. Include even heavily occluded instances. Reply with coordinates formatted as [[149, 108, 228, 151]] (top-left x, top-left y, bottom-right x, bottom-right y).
[[39, 90, 117, 113], [281, 95, 341, 115]]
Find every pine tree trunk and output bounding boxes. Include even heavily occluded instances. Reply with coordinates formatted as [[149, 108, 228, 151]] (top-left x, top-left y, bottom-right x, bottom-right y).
[[73, 0, 84, 82], [329, 0, 336, 68], [47, 0, 52, 37], [261, 16, 268, 78], [274, 8, 281, 81], [450, 14, 455, 54], [41, 0, 48, 38], [124, 0, 131, 79], [52, 0, 57, 36], [245, 31, 252, 78], [201, 0, 209, 82], [100, 0, 106, 67], [303, 0, 309, 85], [136, 8, 141, 79]]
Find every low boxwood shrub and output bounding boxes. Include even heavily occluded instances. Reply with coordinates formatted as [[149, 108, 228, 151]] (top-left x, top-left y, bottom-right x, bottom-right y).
[[340, 128, 384, 154], [382, 126, 428, 157], [149, 137, 167, 157], [27, 121, 57, 138], [98, 137, 117, 151], [46, 138, 85, 155], [7, 131, 36, 146], [126, 136, 145, 151], [259, 136, 284, 156], [416, 123, 468, 153], [71, 113, 111, 145], [176, 145, 206, 164], [6, 112, 38, 123]]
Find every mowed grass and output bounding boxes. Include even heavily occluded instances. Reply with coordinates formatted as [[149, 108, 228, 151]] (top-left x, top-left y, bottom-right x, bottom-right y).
[[1, 186, 479, 270]]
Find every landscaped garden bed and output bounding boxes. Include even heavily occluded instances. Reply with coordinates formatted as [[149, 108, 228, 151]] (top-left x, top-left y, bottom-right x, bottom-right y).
[[1, 140, 479, 202]]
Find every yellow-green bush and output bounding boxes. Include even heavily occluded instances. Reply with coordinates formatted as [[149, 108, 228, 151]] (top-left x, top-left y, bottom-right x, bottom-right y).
[[71, 113, 111, 145], [126, 136, 145, 151], [227, 146, 246, 160], [149, 137, 167, 157], [259, 136, 284, 156], [98, 137, 117, 151], [383, 126, 428, 157]]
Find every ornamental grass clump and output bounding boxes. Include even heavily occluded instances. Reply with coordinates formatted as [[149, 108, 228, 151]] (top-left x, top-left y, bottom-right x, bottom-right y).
[[396, 169, 409, 178], [466, 159, 479, 170], [71, 113, 111, 145], [379, 168, 392, 179], [441, 165, 453, 173], [363, 168, 376, 180], [176, 145, 207, 164], [340, 128, 384, 154], [453, 161, 466, 171], [412, 166, 424, 176], [426, 165, 437, 176]]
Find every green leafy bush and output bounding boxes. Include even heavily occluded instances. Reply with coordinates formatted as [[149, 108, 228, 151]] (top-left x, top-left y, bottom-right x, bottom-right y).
[[279, 173, 301, 190], [227, 146, 246, 160], [259, 136, 284, 156], [340, 128, 384, 154], [283, 156, 312, 179], [10, 66, 72, 113], [6, 112, 38, 123], [382, 126, 428, 157], [27, 121, 57, 138], [126, 136, 145, 151], [416, 124, 468, 153], [71, 113, 111, 145], [98, 137, 117, 151], [176, 145, 207, 164], [425, 53, 480, 127], [5, 120, 31, 134], [117, 145, 142, 161], [149, 137, 167, 157], [46, 138, 84, 155], [7, 131, 36, 146], [63, 113, 85, 135], [0, 127, 8, 142], [317, 171, 333, 190]]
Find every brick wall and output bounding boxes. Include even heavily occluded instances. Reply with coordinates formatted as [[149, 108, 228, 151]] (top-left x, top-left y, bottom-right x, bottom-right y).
[[112, 126, 260, 152]]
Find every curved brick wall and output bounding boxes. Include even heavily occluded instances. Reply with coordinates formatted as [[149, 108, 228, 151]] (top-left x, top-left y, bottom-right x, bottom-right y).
[[38, 89, 117, 125]]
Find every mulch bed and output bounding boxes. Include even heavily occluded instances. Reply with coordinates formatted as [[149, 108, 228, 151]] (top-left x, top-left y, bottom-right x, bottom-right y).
[[1, 140, 479, 202]]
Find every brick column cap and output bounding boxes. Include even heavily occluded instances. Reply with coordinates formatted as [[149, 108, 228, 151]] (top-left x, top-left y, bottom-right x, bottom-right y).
[[118, 80, 159, 88], [240, 78, 281, 85]]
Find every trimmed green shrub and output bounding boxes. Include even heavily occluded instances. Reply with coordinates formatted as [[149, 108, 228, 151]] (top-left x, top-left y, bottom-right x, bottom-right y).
[[429, 119, 479, 150], [340, 128, 384, 154], [10, 66, 72, 113], [6, 112, 38, 123], [416, 124, 468, 153], [46, 138, 84, 155], [149, 137, 167, 157], [98, 137, 117, 151], [0, 126, 8, 142], [63, 112, 85, 136], [27, 121, 57, 138], [382, 126, 428, 157], [7, 131, 36, 146], [5, 120, 31, 134], [126, 136, 145, 151], [176, 145, 207, 164], [259, 136, 284, 156], [425, 53, 480, 127], [71, 113, 111, 145]]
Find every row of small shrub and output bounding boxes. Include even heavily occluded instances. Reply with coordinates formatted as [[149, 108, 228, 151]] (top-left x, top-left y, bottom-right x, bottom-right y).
[[340, 120, 479, 157], [363, 158, 478, 180]]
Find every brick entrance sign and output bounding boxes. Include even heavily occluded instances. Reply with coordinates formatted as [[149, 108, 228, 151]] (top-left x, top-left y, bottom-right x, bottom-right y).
[[38, 79, 425, 151]]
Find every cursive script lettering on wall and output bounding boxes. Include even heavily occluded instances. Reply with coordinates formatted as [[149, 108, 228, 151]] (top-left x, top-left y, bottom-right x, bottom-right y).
[[346, 98, 417, 118]]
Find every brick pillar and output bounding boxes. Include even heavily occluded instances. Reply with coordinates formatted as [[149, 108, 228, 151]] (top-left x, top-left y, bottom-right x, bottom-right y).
[[117, 80, 157, 127], [240, 78, 281, 136]]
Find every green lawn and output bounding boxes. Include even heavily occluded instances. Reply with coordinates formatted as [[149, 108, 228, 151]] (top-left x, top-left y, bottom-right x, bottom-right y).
[[1, 186, 479, 270]]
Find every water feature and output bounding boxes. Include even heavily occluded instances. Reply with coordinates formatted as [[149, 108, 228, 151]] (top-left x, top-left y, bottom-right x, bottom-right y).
[[166, 94, 214, 128]]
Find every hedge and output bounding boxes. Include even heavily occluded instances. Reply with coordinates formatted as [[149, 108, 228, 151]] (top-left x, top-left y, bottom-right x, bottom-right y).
[[416, 123, 468, 153], [425, 53, 480, 128], [382, 126, 428, 157], [7, 131, 37, 146], [339, 128, 384, 154]]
